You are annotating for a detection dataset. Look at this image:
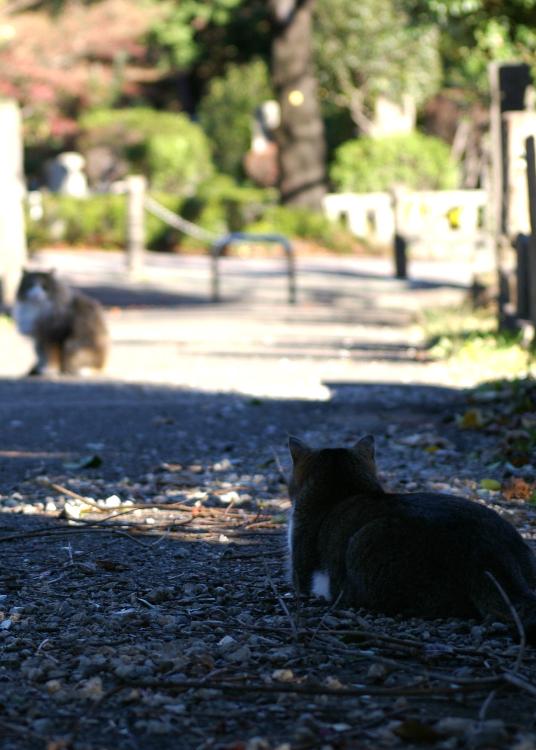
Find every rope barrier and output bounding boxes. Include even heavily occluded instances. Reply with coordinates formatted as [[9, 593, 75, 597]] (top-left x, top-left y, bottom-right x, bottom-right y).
[[143, 194, 218, 243]]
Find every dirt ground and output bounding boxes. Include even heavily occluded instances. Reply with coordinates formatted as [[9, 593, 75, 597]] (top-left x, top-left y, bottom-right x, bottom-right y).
[[1, 252, 536, 750]]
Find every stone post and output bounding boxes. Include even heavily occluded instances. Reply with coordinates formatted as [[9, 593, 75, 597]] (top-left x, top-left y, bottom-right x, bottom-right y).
[[0, 99, 27, 307], [126, 175, 146, 277]]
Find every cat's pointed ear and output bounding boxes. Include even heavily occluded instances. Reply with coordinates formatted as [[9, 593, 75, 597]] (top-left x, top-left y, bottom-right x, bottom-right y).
[[353, 435, 375, 463], [288, 435, 312, 464]]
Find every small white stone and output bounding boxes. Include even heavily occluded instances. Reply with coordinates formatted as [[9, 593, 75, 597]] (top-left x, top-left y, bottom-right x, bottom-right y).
[[219, 491, 240, 505], [104, 495, 121, 509], [217, 635, 236, 650], [64, 502, 81, 519]]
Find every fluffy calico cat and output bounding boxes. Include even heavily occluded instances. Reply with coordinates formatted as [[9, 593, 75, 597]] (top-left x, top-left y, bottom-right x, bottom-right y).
[[13, 270, 109, 376], [288, 435, 536, 640]]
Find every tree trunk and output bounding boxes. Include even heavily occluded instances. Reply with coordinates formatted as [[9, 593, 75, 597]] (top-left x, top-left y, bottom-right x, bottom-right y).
[[269, 0, 326, 210]]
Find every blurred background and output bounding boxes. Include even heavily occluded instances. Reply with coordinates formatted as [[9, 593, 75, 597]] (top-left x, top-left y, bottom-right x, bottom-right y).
[[0, 0, 535, 389]]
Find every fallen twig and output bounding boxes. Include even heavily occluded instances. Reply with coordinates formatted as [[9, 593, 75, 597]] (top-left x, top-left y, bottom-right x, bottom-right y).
[[263, 555, 299, 642], [114, 675, 504, 699], [485, 570, 526, 673]]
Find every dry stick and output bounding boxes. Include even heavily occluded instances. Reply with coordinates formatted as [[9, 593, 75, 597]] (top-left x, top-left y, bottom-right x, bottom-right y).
[[0, 526, 153, 548], [40, 478, 260, 519], [478, 689, 497, 721], [485, 571, 526, 674], [263, 555, 299, 643], [37, 479, 106, 511], [271, 447, 288, 486], [502, 671, 536, 697], [113, 675, 502, 700], [309, 590, 344, 644], [310, 636, 502, 688]]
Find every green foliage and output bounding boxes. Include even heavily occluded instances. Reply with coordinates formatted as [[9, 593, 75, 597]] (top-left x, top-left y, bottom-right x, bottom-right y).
[[26, 180, 357, 254], [315, 0, 442, 127], [421, 304, 536, 382], [330, 132, 459, 192], [244, 206, 358, 254], [146, 0, 270, 86], [26, 192, 185, 251], [180, 175, 276, 248], [147, 0, 244, 70], [79, 108, 214, 195], [198, 59, 273, 178], [403, 0, 536, 94]]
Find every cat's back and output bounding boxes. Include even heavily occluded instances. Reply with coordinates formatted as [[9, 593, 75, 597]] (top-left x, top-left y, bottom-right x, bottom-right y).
[[321, 488, 526, 554]]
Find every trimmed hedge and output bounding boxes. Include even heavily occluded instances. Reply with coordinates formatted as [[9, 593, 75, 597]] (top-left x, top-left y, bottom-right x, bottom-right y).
[[26, 192, 184, 251], [330, 132, 459, 192], [26, 184, 357, 255]]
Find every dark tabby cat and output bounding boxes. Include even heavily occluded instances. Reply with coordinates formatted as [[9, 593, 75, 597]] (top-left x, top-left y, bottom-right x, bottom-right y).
[[288, 435, 536, 640], [14, 270, 109, 376]]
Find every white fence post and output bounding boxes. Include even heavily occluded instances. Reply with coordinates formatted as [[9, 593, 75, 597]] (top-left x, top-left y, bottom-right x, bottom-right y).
[[126, 174, 146, 276], [0, 99, 27, 307]]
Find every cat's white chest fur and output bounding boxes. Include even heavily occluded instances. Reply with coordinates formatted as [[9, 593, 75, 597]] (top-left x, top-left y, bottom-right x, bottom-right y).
[[13, 285, 52, 335], [13, 301, 44, 335]]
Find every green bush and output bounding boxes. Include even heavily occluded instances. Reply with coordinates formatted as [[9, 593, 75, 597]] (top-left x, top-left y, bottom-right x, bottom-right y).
[[26, 192, 185, 251], [180, 175, 276, 248], [79, 108, 214, 195], [244, 205, 357, 254], [198, 59, 273, 179], [330, 132, 459, 192], [26, 182, 358, 255]]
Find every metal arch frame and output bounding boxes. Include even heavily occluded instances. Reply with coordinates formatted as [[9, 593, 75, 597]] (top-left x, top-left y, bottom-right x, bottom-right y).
[[210, 232, 296, 304]]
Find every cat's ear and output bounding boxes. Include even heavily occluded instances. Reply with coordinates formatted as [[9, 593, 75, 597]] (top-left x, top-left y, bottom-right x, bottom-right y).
[[288, 436, 312, 464], [353, 435, 375, 463]]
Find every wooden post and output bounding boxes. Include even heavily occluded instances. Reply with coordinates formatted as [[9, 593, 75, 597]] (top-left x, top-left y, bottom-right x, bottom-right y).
[[126, 175, 146, 276], [0, 99, 27, 307], [515, 233, 530, 320], [392, 187, 408, 280], [526, 136, 536, 327], [488, 63, 532, 328]]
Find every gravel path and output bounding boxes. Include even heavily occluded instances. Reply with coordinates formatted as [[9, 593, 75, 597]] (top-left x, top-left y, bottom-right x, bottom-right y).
[[1, 251, 535, 749]]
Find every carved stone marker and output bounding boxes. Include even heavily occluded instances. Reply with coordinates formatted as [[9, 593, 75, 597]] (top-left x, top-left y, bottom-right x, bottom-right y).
[[45, 152, 88, 197]]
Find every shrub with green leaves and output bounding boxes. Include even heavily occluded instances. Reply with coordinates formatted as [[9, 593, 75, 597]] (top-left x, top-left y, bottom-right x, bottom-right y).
[[244, 205, 358, 254], [330, 132, 459, 192], [180, 174, 276, 248], [198, 59, 273, 178], [26, 192, 186, 251], [79, 108, 214, 195]]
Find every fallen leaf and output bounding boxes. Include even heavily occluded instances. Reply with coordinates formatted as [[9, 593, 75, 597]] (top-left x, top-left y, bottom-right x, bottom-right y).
[[458, 409, 484, 429], [64, 454, 102, 470], [480, 478, 501, 491], [502, 477, 536, 501]]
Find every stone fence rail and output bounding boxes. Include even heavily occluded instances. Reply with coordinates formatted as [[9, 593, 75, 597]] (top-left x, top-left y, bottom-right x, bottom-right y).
[[323, 189, 490, 262]]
